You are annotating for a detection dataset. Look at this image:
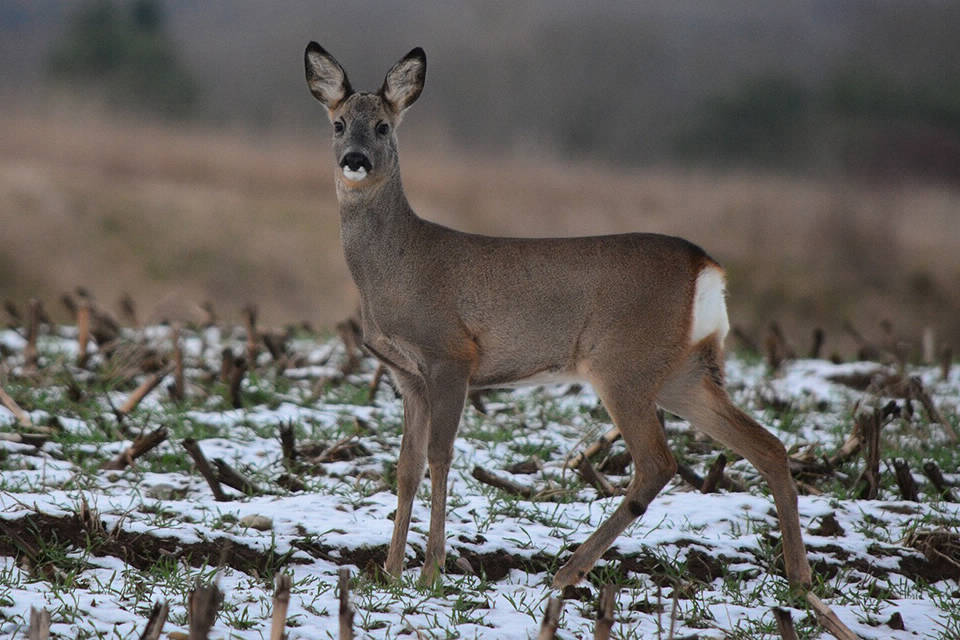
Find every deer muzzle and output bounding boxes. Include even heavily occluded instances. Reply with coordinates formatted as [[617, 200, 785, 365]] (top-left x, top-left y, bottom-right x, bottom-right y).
[[340, 151, 372, 181]]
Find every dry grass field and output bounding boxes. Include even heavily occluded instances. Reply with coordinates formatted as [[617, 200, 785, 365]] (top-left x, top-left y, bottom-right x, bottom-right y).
[[2, 110, 958, 355]]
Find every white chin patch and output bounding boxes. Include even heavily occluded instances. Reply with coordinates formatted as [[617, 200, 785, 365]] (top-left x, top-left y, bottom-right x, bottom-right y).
[[342, 166, 368, 181]]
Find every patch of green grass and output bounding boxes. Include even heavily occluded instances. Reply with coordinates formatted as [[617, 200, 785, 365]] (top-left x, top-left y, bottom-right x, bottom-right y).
[[509, 439, 558, 460], [460, 420, 517, 444], [323, 382, 370, 406]]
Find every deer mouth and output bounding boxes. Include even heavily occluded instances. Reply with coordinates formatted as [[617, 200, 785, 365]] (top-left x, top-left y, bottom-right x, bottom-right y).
[[340, 152, 372, 182], [342, 166, 368, 181]]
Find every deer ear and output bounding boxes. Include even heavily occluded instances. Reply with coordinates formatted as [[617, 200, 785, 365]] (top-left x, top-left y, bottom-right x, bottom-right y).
[[380, 47, 426, 115], [305, 42, 352, 111]]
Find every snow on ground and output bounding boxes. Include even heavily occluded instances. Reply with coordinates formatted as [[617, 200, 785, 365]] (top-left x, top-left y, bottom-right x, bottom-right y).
[[0, 327, 958, 639]]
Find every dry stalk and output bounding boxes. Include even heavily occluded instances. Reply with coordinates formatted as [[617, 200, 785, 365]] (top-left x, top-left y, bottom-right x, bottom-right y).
[[338, 567, 354, 640], [843, 319, 889, 363], [676, 462, 706, 491], [856, 409, 882, 500], [678, 457, 745, 493], [220, 347, 233, 384], [667, 587, 680, 639], [879, 319, 908, 370], [262, 330, 288, 362], [24, 298, 40, 372], [908, 377, 957, 442], [594, 584, 616, 640], [472, 465, 533, 499], [304, 433, 371, 463], [187, 580, 223, 640], [170, 324, 184, 402], [891, 458, 920, 502], [367, 363, 385, 403], [795, 480, 824, 496], [805, 592, 859, 640], [828, 419, 863, 467], [279, 422, 297, 467], [904, 528, 960, 571], [565, 426, 621, 470], [229, 356, 247, 409], [0, 383, 33, 429], [922, 461, 957, 501], [3, 299, 22, 326], [27, 607, 51, 640], [213, 458, 261, 495], [119, 292, 138, 326], [101, 427, 168, 471], [764, 321, 795, 369], [183, 438, 230, 501], [243, 304, 259, 366], [76, 496, 105, 538], [335, 316, 362, 375], [118, 363, 175, 416], [537, 597, 562, 640], [0, 518, 68, 584], [200, 301, 217, 327], [765, 331, 784, 370], [76, 301, 91, 368], [138, 602, 169, 640], [577, 457, 621, 498], [922, 327, 936, 365], [0, 432, 50, 446], [700, 453, 728, 494], [598, 450, 632, 475], [70, 292, 122, 347], [270, 574, 291, 640], [809, 327, 825, 359], [60, 293, 77, 317], [772, 607, 799, 640], [468, 390, 488, 414]]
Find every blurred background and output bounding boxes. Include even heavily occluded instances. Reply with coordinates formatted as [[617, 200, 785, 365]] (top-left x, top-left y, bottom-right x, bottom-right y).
[[2, 0, 959, 358]]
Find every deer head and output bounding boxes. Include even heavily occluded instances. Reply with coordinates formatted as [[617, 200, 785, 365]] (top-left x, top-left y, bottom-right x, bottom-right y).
[[305, 43, 426, 190]]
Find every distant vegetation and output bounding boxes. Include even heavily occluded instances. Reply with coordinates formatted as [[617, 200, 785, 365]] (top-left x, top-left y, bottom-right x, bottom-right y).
[[1, 1, 956, 178], [46, 0, 196, 117], [675, 76, 813, 168], [676, 70, 960, 180]]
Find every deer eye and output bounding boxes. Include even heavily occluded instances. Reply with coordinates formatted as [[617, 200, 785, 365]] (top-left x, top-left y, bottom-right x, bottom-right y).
[[376, 122, 390, 136], [333, 121, 345, 135]]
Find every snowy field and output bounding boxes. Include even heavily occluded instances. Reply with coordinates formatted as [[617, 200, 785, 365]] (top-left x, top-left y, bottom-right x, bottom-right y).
[[0, 324, 958, 639]]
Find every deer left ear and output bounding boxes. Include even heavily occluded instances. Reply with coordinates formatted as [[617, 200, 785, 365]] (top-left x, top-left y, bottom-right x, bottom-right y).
[[380, 47, 426, 115], [305, 42, 353, 112]]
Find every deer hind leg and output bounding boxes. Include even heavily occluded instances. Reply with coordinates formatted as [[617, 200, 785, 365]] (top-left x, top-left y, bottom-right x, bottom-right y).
[[658, 340, 813, 587], [553, 375, 676, 589]]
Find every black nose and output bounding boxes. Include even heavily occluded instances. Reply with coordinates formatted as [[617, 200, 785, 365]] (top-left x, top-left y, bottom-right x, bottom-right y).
[[340, 152, 372, 172]]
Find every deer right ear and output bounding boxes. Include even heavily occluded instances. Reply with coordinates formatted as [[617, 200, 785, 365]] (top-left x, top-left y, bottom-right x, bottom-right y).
[[305, 42, 352, 112], [380, 47, 426, 115]]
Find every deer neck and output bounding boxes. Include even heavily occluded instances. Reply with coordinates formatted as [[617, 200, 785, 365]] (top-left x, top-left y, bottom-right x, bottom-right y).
[[337, 167, 421, 294]]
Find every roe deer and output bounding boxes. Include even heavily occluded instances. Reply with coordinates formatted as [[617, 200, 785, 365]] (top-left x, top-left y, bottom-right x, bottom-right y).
[[304, 43, 814, 590]]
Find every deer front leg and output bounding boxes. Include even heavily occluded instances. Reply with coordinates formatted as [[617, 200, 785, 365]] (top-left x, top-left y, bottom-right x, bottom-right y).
[[420, 361, 470, 585], [384, 374, 429, 578]]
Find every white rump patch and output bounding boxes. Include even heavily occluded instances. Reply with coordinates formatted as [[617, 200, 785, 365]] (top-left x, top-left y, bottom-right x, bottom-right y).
[[342, 166, 367, 181], [690, 266, 730, 344]]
